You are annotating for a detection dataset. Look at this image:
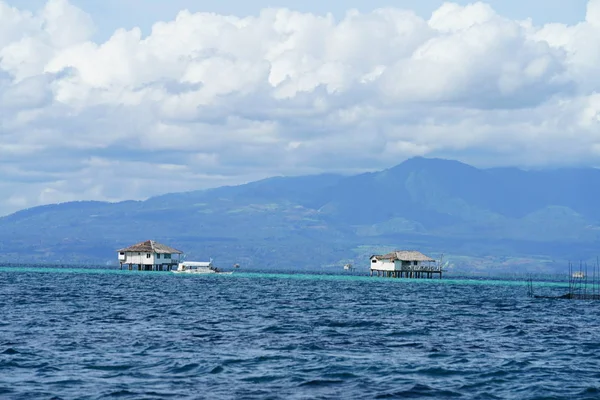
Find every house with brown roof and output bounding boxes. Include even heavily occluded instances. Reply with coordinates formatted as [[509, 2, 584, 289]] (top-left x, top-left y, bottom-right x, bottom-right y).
[[117, 240, 183, 271], [370, 250, 442, 279]]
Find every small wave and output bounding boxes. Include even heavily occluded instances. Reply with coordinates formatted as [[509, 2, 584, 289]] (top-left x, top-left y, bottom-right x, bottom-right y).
[[375, 384, 462, 398], [385, 341, 426, 349], [580, 387, 600, 395], [47, 379, 85, 386], [165, 362, 200, 374], [478, 369, 510, 378], [241, 375, 286, 383], [100, 389, 136, 398], [322, 320, 382, 329], [500, 359, 531, 369], [222, 358, 246, 366], [209, 365, 224, 374], [252, 355, 291, 363], [260, 325, 294, 334], [416, 367, 462, 377], [84, 364, 134, 371], [299, 379, 344, 387], [324, 372, 358, 379], [386, 329, 431, 337]]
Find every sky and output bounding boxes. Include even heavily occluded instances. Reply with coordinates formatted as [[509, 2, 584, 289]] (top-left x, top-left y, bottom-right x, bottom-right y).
[[0, 0, 598, 215]]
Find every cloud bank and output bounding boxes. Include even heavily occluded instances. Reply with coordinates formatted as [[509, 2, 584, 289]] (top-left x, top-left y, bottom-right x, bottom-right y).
[[0, 0, 599, 214]]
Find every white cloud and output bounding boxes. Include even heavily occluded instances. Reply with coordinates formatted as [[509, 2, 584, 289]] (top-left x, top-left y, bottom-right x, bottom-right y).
[[0, 0, 600, 215]]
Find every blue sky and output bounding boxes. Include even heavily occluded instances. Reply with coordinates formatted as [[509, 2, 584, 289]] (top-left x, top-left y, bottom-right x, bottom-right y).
[[0, 0, 598, 215]]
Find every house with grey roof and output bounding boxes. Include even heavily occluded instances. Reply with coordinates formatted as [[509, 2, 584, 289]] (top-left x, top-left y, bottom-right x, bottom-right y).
[[117, 240, 183, 271], [370, 250, 442, 279]]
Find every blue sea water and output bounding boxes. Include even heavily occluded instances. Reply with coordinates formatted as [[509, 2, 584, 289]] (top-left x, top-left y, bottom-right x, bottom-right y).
[[1, 267, 600, 399]]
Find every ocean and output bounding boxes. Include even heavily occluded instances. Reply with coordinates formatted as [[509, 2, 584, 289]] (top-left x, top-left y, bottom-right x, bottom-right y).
[[1, 266, 599, 399]]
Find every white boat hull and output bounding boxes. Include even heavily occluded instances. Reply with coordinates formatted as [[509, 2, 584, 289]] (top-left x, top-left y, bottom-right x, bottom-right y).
[[172, 269, 217, 274], [172, 260, 233, 274]]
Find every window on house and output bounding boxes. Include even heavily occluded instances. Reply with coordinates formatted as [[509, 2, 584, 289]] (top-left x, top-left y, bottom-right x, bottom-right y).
[[157, 254, 161, 259], [413, 261, 418, 265], [164, 254, 172, 259], [119, 252, 124, 256], [146, 254, 151, 258], [371, 259, 377, 263]]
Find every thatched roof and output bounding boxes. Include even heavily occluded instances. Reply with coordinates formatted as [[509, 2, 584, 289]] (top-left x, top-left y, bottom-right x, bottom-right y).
[[117, 240, 183, 254], [371, 251, 435, 262]]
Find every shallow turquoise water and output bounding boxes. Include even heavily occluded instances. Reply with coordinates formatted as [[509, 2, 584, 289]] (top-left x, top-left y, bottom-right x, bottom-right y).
[[0, 266, 596, 399], [0, 266, 570, 288]]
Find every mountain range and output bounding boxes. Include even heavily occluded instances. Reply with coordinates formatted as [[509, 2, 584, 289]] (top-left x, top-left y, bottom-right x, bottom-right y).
[[2, 157, 600, 273]]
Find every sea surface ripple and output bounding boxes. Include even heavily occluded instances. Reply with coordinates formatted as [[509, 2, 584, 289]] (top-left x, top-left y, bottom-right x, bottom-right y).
[[1, 267, 600, 399]]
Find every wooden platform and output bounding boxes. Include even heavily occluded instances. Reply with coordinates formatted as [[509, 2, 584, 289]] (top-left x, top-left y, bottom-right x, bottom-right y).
[[120, 263, 178, 271], [370, 269, 443, 279]]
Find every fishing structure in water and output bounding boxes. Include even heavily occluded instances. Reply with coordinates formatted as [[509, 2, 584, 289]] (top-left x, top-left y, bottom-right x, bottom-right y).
[[527, 259, 600, 300], [117, 240, 183, 271], [369, 251, 445, 279]]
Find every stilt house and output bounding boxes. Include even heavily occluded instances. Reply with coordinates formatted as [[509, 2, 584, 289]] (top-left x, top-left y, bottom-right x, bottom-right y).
[[370, 250, 442, 279], [117, 240, 183, 271]]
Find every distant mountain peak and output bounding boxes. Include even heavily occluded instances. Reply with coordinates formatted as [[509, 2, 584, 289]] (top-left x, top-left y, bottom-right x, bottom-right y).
[[386, 156, 478, 173]]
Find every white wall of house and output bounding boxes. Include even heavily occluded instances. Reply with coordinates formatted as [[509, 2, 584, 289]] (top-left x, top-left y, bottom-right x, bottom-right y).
[[118, 251, 179, 265], [370, 258, 425, 271], [370, 258, 396, 271]]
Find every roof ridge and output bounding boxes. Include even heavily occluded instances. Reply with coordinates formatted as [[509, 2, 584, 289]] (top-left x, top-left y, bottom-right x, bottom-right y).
[[117, 240, 184, 254], [371, 250, 435, 262]]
